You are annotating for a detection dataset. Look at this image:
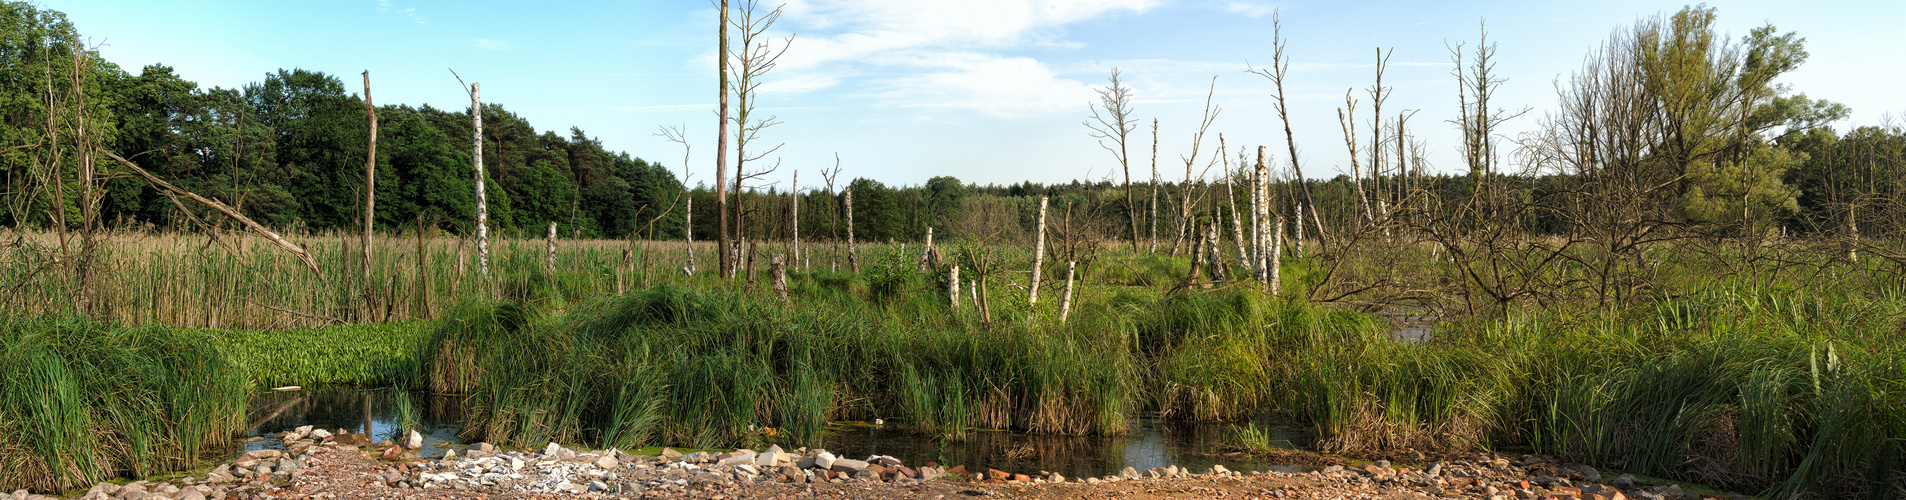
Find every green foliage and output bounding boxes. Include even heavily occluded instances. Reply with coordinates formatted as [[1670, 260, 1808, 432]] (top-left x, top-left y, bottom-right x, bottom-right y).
[[0, 317, 247, 492], [214, 321, 432, 388]]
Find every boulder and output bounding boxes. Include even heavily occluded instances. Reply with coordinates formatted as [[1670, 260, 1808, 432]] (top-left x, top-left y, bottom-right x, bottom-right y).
[[830, 458, 870, 473]]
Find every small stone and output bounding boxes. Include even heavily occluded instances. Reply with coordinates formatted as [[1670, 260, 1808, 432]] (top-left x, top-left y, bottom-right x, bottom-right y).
[[1580, 465, 1602, 483], [1118, 467, 1139, 480], [441, 449, 457, 461], [1426, 462, 1443, 478], [659, 448, 682, 459], [543, 442, 563, 456], [1207, 465, 1230, 475], [595, 455, 619, 469], [308, 428, 332, 440], [1613, 474, 1637, 489]]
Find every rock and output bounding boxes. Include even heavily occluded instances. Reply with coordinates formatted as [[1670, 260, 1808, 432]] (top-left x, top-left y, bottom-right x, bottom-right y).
[[717, 451, 757, 467], [293, 425, 313, 437], [275, 458, 302, 473], [404, 430, 423, 450], [308, 428, 332, 440], [869, 455, 902, 467], [755, 445, 782, 467], [1614, 474, 1637, 489], [1657, 484, 1686, 500], [242, 449, 282, 461], [380, 446, 403, 461], [441, 449, 456, 461], [1118, 466, 1139, 480], [543, 442, 563, 456], [1207, 465, 1230, 475], [1426, 462, 1443, 478], [177, 490, 206, 500], [1580, 465, 1602, 483], [595, 455, 620, 469], [659, 448, 682, 459], [813, 452, 837, 470], [509, 457, 524, 471], [986, 469, 1012, 481], [830, 458, 869, 473]]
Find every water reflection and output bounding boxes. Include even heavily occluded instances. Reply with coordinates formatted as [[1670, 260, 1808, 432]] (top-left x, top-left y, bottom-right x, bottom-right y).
[[243, 387, 464, 459], [242, 388, 1315, 476]]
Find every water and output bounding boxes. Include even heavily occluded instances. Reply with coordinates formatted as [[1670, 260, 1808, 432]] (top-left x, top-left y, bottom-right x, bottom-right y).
[[242, 387, 465, 459], [242, 388, 1316, 477]]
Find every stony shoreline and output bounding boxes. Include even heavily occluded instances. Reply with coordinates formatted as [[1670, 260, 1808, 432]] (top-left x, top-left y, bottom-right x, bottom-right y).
[[20, 426, 1746, 500]]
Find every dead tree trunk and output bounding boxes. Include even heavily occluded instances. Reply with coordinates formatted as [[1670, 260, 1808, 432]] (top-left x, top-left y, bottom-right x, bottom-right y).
[[1029, 196, 1049, 308], [98, 148, 321, 274], [845, 187, 858, 272], [362, 71, 378, 285], [949, 265, 961, 309], [545, 222, 558, 270], [771, 253, 788, 302], [416, 215, 431, 318], [1149, 118, 1160, 254], [1206, 224, 1226, 281], [684, 197, 697, 275], [471, 82, 489, 279], [791, 170, 800, 270], [1058, 261, 1077, 323], [1270, 217, 1285, 295], [716, 0, 733, 279], [1254, 147, 1272, 285]]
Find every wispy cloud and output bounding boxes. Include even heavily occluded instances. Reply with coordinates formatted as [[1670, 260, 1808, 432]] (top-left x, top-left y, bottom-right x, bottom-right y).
[[758, 0, 1159, 116], [1222, 1, 1276, 18], [472, 39, 509, 50], [376, 0, 428, 25]]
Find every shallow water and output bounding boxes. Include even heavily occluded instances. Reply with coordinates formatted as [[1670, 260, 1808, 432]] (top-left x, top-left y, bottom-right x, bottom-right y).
[[243, 387, 1315, 477], [243, 386, 464, 459]]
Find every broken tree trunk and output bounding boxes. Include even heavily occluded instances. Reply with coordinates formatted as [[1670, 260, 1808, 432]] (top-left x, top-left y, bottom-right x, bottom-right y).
[[1270, 217, 1284, 296], [684, 197, 697, 275], [472, 82, 489, 279], [545, 222, 557, 270], [846, 188, 858, 273], [771, 253, 788, 303], [362, 71, 378, 285], [949, 265, 961, 309], [1058, 261, 1077, 323], [1029, 196, 1049, 308]]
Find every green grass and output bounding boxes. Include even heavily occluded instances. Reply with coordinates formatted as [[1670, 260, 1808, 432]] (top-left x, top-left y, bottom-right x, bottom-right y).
[[0, 317, 247, 493]]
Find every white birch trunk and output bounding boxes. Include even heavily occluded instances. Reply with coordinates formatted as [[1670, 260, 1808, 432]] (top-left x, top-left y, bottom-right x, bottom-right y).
[[845, 188, 858, 272], [1028, 196, 1049, 307], [949, 265, 961, 309], [1270, 217, 1284, 295], [1058, 261, 1077, 323], [472, 83, 489, 278], [545, 222, 557, 270], [791, 170, 800, 266], [771, 253, 788, 302], [684, 197, 697, 275]]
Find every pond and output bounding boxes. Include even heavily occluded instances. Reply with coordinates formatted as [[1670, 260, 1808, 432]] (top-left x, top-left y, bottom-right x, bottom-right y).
[[243, 387, 1317, 478]]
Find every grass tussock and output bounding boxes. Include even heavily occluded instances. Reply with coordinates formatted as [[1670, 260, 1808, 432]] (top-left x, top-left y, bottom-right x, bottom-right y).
[[0, 317, 247, 492]]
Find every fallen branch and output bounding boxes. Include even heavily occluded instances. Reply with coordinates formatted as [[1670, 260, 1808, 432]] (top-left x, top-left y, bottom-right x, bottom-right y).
[[96, 146, 320, 274]]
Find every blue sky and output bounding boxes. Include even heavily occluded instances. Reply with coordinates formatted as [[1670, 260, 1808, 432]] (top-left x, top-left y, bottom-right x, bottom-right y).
[[44, 0, 1906, 190]]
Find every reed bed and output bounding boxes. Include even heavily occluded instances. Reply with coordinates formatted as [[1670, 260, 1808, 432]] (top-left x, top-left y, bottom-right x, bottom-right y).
[[0, 317, 248, 492]]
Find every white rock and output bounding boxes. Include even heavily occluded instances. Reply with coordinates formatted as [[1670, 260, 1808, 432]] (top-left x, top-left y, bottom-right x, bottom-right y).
[[404, 430, 423, 450], [814, 452, 837, 470]]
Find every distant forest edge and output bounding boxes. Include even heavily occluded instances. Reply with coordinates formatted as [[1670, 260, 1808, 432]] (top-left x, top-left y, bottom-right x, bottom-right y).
[[4, 2, 1903, 246]]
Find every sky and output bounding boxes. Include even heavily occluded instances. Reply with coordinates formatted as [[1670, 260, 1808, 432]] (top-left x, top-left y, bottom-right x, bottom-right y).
[[40, 0, 1906, 191]]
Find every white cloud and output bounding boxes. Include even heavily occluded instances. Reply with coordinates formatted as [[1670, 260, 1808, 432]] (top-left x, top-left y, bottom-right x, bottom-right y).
[[877, 52, 1095, 118], [375, 0, 428, 25], [1222, 2, 1276, 18], [751, 0, 1157, 116], [473, 39, 509, 50]]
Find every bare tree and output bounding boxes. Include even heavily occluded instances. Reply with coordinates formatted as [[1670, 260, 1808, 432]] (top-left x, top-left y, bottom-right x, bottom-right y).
[[1247, 10, 1325, 247], [1171, 77, 1221, 255], [716, 0, 733, 278], [726, 0, 793, 276], [1085, 67, 1140, 252], [361, 71, 378, 291], [1149, 118, 1160, 253], [656, 124, 696, 274]]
